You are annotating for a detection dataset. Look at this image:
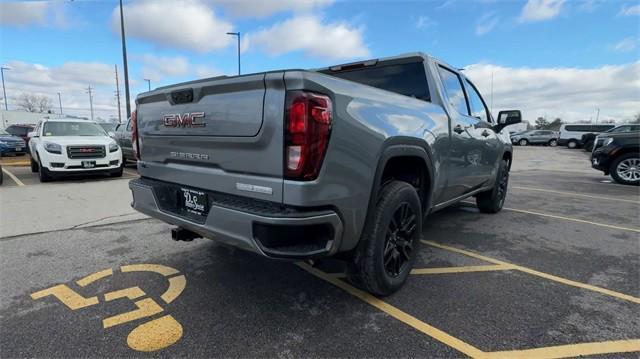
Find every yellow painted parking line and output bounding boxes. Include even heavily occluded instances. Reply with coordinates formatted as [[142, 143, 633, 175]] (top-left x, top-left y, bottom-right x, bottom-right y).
[[161, 275, 186, 304], [411, 264, 515, 275], [127, 314, 183, 352], [30, 284, 98, 310], [422, 240, 640, 304], [1, 166, 25, 186], [121, 263, 180, 277], [296, 262, 486, 358], [103, 297, 164, 329], [511, 185, 640, 204], [487, 339, 640, 359], [123, 169, 138, 176], [503, 206, 640, 233], [76, 268, 113, 287], [460, 201, 640, 233], [104, 286, 146, 301]]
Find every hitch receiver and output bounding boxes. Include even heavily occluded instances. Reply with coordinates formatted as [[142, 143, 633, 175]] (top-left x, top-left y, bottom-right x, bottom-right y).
[[171, 227, 201, 242]]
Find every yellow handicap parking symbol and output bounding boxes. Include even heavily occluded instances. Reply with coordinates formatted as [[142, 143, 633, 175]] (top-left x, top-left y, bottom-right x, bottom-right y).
[[31, 264, 186, 352]]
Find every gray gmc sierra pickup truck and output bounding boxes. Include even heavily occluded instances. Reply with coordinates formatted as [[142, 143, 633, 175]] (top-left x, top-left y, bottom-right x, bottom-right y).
[[129, 53, 521, 296]]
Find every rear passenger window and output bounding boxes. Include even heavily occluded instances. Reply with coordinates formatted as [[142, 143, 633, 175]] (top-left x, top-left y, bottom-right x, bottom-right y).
[[438, 66, 469, 116]]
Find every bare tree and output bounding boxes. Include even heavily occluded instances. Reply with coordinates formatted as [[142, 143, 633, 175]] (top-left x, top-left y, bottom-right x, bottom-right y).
[[17, 93, 53, 113]]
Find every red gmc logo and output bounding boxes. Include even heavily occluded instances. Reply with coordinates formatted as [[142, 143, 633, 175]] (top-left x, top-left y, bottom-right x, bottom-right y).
[[163, 112, 206, 128], [80, 148, 95, 153]]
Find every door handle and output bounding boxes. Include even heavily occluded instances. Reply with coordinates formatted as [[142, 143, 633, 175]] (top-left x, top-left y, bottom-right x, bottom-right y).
[[453, 125, 465, 134], [481, 130, 490, 137]]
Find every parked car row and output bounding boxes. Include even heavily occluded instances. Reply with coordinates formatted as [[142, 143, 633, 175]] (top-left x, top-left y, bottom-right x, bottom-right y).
[[0, 128, 27, 156]]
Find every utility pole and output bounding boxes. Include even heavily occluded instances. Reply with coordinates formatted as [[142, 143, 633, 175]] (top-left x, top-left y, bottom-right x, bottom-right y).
[[57, 92, 63, 115], [119, 0, 131, 119], [86, 85, 94, 121], [1, 66, 9, 111], [144, 79, 151, 91], [115, 65, 122, 124], [226, 32, 241, 75]]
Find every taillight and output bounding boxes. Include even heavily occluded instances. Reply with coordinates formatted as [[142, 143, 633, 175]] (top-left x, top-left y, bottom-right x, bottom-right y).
[[131, 110, 140, 160], [284, 91, 332, 180]]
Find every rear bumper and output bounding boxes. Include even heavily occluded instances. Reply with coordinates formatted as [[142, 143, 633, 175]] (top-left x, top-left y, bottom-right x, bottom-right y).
[[129, 178, 344, 259]]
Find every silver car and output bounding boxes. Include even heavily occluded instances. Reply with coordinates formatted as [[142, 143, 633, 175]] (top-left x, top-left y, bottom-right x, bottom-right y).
[[511, 130, 559, 146]]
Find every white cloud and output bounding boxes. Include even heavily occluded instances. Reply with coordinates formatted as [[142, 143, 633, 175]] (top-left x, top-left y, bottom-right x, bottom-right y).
[[475, 13, 500, 35], [0, 60, 123, 121], [519, 0, 565, 23], [243, 15, 369, 60], [138, 55, 191, 82], [619, 4, 640, 16], [110, 0, 233, 53], [0, 1, 46, 26], [416, 16, 437, 29], [464, 62, 640, 124], [210, 0, 334, 18], [612, 37, 638, 53]]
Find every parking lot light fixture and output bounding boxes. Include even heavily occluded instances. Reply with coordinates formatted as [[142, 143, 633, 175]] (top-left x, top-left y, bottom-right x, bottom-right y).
[[144, 79, 151, 91]]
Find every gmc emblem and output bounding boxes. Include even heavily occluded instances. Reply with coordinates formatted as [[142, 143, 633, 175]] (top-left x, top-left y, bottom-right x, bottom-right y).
[[163, 112, 206, 128], [80, 148, 95, 153]]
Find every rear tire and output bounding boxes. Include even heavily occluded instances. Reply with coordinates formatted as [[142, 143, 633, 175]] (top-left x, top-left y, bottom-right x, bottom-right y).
[[476, 159, 509, 213], [610, 153, 640, 185], [567, 140, 578, 149], [518, 139, 528, 146], [584, 141, 594, 152], [548, 139, 557, 147], [347, 181, 422, 297]]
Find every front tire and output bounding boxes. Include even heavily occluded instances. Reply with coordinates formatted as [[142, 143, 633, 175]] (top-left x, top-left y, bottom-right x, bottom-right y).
[[518, 139, 528, 146], [476, 159, 509, 213], [30, 157, 38, 173], [37, 154, 53, 182], [610, 153, 640, 185], [347, 181, 422, 297]]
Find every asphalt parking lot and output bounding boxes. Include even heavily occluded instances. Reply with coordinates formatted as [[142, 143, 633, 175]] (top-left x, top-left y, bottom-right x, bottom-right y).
[[1, 147, 638, 358]]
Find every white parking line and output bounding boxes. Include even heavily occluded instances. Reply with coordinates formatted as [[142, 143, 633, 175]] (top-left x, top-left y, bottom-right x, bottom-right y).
[[511, 185, 640, 204], [1, 167, 25, 186]]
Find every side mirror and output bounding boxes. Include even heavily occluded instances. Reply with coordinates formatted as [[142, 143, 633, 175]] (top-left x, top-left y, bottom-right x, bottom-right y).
[[108, 131, 116, 138], [494, 110, 522, 133], [27, 131, 36, 139]]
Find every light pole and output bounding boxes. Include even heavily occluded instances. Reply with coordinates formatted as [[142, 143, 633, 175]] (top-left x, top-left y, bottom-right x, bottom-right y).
[[119, 0, 131, 119], [1, 66, 9, 111], [226, 32, 241, 75], [86, 85, 94, 121], [144, 79, 151, 91], [57, 92, 63, 115]]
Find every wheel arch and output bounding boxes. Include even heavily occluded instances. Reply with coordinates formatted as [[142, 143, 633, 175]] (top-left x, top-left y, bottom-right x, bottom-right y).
[[367, 138, 435, 220]]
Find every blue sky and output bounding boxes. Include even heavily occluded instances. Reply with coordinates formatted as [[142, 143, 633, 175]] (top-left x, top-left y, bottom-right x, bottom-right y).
[[0, 0, 638, 123]]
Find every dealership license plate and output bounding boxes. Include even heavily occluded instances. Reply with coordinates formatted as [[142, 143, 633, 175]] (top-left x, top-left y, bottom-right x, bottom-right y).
[[180, 187, 208, 216], [81, 161, 96, 168], [15, 147, 22, 151]]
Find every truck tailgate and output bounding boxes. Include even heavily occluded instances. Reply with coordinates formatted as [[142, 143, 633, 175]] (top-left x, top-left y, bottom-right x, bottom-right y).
[[135, 72, 286, 203]]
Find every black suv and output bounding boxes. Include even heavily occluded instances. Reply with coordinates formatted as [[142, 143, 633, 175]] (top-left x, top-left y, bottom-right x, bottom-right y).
[[591, 132, 640, 185], [582, 125, 640, 152]]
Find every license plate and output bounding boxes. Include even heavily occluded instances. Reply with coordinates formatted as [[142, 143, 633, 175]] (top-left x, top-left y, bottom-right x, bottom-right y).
[[82, 161, 96, 168], [180, 188, 208, 216], [15, 147, 22, 151]]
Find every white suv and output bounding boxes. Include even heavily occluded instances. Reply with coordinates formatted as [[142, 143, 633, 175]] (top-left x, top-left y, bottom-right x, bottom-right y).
[[28, 118, 123, 182]]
